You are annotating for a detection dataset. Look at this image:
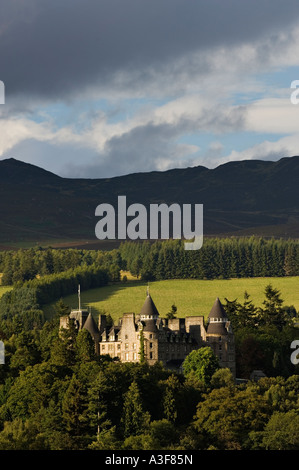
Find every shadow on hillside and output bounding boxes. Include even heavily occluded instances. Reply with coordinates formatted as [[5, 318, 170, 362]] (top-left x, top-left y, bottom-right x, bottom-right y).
[[43, 279, 149, 321]]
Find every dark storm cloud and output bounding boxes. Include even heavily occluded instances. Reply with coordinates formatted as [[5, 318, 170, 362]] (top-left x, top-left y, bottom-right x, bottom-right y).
[[1, 0, 299, 100]]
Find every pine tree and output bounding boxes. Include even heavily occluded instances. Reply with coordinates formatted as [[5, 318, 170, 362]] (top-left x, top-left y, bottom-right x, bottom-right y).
[[260, 284, 286, 331], [75, 329, 96, 362], [166, 304, 177, 319], [62, 375, 86, 439], [50, 320, 77, 366], [54, 299, 70, 317], [121, 380, 150, 438], [162, 374, 181, 422]]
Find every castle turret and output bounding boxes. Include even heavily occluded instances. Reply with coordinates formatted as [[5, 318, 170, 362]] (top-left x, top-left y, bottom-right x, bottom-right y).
[[140, 289, 159, 321], [206, 298, 235, 377], [139, 289, 160, 364], [206, 297, 228, 335]]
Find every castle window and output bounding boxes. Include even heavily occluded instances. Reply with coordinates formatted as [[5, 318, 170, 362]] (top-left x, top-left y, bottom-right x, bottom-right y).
[[102, 345, 105, 351], [133, 352, 137, 360], [150, 342, 153, 349], [149, 352, 153, 359], [110, 336, 115, 341], [125, 335, 128, 339], [133, 343, 136, 350], [219, 336, 222, 342], [117, 344, 121, 350], [125, 343, 129, 350], [149, 334, 153, 339], [125, 353, 129, 361]]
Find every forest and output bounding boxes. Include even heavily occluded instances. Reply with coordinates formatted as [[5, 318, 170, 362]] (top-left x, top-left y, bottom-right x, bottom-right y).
[[119, 237, 299, 280], [0, 303, 298, 450], [0, 237, 298, 450], [0, 237, 299, 287]]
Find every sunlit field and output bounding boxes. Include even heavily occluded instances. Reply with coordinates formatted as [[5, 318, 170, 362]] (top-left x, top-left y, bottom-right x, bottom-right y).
[[43, 276, 299, 324]]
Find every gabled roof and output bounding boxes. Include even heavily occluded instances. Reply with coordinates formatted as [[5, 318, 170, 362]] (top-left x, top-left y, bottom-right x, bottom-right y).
[[208, 297, 228, 320], [108, 325, 120, 336]]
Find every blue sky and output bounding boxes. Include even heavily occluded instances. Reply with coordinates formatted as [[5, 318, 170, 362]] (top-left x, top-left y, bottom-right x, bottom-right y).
[[1, 0, 299, 178]]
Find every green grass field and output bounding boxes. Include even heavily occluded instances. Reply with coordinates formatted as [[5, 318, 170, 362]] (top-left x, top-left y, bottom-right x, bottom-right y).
[[0, 286, 13, 298], [43, 276, 299, 324]]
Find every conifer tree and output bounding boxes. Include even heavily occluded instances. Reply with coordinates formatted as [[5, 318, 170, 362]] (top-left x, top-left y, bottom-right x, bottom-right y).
[[166, 304, 177, 319], [260, 284, 286, 331], [75, 329, 96, 362], [121, 380, 150, 438], [62, 375, 86, 439], [162, 374, 181, 422]]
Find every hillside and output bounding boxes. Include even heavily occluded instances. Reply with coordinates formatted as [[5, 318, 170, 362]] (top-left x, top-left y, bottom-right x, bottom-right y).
[[43, 276, 299, 324], [0, 156, 299, 247]]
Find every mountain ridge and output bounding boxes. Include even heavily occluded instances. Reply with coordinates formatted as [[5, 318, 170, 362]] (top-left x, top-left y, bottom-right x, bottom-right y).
[[0, 155, 298, 247]]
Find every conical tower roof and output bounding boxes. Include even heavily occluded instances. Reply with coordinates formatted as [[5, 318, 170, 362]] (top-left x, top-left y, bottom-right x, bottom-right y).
[[140, 292, 159, 319], [208, 297, 227, 320], [83, 313, 100, 339], [207, 298, 228, 335]]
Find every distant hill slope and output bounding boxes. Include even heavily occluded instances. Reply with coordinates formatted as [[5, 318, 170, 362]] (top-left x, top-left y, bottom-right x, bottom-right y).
[[0, 156, 298, 247]]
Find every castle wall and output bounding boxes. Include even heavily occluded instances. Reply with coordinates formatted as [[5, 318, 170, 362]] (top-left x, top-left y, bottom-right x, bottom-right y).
[[206, 330, 236, 377], [185, 316, 206, 344], [100, 340, 121, 359], [143, 330, 159, 365], [118, 313, 140, 362]]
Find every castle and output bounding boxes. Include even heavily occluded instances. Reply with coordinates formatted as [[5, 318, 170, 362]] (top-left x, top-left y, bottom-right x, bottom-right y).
[[60, 288, 236, 377]]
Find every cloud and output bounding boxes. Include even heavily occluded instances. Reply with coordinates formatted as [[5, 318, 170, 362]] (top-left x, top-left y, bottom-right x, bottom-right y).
[[220, 134, 299, 166], [1, 1, 299, 178], [246, 97, 299, 134], [1, 0, 299, 102]]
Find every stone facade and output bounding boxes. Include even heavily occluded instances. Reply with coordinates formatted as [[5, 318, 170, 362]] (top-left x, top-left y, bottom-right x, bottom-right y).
[[60, 291, 236, 377]]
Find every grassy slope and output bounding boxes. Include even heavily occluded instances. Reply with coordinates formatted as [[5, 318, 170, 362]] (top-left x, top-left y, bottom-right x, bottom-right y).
[[0, 286, 13, 298], [43, 276, 299, 324]]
